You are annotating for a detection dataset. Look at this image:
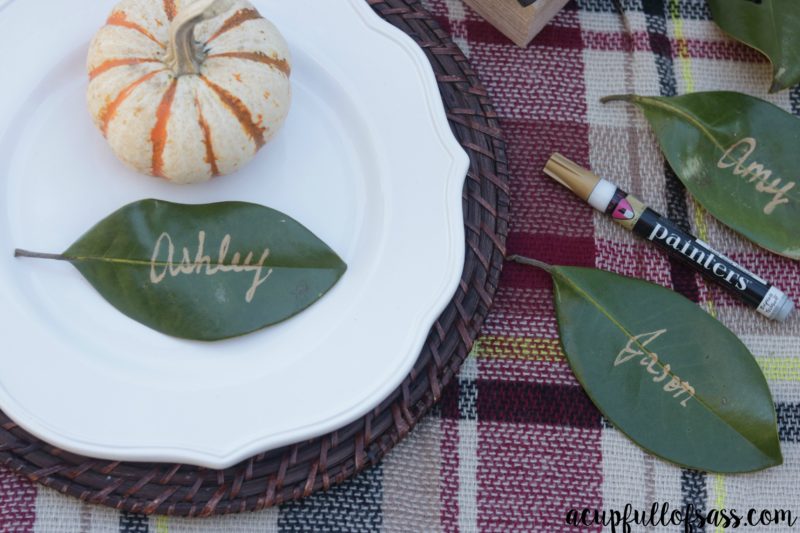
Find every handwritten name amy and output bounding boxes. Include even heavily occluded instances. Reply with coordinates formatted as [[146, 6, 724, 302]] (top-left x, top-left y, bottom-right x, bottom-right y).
[[150, 231, 273, 303], [717, 137, 796, 215]]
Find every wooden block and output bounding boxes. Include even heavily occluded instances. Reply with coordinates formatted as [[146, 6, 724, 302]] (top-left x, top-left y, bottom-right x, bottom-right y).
[[463, 0, 570, 47]]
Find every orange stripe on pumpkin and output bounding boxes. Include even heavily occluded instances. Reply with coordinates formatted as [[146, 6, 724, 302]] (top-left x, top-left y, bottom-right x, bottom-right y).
[[201, 77, 266, 148], [89, 58, 162, 81], [151, 79, 179, 178], [106, 11, 165, 48], [206, 9, 262, 43], [100, 69, 167, 137], [163, 0, 177, 21], [195, 97, 220, 177], [207, 51, 291, 77]]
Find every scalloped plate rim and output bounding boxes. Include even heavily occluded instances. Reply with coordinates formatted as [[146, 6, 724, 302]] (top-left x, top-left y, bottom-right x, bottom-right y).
[[0, 0, 469, 468]]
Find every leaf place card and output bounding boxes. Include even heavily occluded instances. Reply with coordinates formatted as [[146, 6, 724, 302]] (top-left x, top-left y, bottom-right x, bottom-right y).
[[602, 92, 800, 260], [709, 0, 800, 93], [15, 200, 347, 341], [512, 256, 782, 473]]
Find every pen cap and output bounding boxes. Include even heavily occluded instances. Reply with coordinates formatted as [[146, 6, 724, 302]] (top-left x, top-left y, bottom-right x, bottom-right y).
[[774, 297, 795, 322], [544, 153, 602, 202]]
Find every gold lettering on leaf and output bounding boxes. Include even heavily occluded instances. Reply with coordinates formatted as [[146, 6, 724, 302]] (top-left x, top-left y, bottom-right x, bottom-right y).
[[717, 137, 796, 215], [615, 329, 696, 408], [150, 231, 273, 303], [653, 363, 671, 383], [614, 329, 666, 366]]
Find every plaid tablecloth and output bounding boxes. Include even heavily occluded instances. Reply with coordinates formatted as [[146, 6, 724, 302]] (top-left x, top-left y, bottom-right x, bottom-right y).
[[3, 0, 800, 531]]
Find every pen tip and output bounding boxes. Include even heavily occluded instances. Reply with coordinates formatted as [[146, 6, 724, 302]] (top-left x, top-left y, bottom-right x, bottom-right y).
[[543, 153, 602, 202]]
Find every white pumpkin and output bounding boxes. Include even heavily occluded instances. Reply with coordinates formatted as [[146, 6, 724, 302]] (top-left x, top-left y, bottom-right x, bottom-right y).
[[87, 0, 292, 184]]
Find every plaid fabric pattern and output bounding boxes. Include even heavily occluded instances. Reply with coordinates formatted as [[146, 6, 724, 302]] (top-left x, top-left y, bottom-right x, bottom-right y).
[[3, 0, 800, 531]]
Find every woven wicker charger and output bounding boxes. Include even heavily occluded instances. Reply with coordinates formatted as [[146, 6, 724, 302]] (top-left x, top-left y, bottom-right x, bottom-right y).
[[0, 0, 509, 517]]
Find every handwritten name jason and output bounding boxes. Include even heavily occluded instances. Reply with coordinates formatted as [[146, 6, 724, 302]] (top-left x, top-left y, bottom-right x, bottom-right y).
[[615, 329, 696, 407], [150, 231, 273, 303], [717, 137, 796, 215]]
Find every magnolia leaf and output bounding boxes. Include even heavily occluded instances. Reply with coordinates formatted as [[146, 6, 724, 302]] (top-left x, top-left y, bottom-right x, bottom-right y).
[[709, 0, 800, 93], [16, 200, 347, 341], [512, 256, 782, 473], [603, 92, 800, 259]]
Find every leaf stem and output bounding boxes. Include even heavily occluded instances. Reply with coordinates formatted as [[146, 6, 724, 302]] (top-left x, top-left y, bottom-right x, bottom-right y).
[[14, 249, 68, 261], [600, 94, 637, 104], [508, 255, 554, 273]]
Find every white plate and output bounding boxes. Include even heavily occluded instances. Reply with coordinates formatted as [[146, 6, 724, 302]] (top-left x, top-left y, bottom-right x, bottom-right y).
[[0, 0, 467, 468]]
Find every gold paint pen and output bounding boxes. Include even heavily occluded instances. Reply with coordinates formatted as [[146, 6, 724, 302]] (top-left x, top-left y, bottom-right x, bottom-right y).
[[544, 153, 795, 322]]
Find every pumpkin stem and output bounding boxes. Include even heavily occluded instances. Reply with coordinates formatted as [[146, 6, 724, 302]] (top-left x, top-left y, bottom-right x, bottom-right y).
[[164, 0, 236, 76]]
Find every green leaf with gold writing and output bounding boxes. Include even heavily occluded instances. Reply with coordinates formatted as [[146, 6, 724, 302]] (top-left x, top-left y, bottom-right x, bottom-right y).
[[512, 256, 781, 473], [709, 0, 800, 93], [603, 92, 800, 259], [15, 200, 347, 341]]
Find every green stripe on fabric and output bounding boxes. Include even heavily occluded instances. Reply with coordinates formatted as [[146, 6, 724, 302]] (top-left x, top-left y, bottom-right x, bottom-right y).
[[476, 336, 564, 361], [154, 516, 168, 533], [757, 357, 800, 382]]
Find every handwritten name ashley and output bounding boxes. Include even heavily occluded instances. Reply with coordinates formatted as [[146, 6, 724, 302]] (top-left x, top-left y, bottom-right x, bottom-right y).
[[150, 231, 273, 303], [717, 137, 796, 215]]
